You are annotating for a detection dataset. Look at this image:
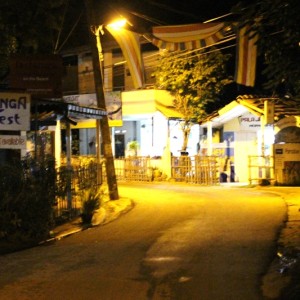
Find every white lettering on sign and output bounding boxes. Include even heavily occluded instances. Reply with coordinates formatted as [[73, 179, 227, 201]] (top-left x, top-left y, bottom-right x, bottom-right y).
[[0, 135, 26, 149], [0, 93, 30, 130]]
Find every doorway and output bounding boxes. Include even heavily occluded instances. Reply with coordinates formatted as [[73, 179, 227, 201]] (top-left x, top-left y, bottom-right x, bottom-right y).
[[115, 134, 125, 158]]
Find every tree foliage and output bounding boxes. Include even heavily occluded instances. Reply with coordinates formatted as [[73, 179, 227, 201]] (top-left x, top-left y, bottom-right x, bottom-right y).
[[0, 155, 57, 253], [153, 49, 231, 151], [232, 0, 300, 96]]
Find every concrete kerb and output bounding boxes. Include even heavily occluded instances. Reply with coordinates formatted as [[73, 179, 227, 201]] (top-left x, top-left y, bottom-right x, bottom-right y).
[[44, 197, 134, 243]]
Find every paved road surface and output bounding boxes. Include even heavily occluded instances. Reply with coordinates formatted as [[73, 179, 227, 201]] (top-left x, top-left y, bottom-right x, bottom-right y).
[[0, 183, 286, 300]]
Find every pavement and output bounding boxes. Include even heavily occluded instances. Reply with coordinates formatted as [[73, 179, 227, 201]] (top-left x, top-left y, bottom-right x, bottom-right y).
[[48, 184, 300, 300]]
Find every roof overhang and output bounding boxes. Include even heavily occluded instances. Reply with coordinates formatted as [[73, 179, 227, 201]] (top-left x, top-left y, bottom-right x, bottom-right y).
[[31, 98, 107, 129], [121, 89, 182, 119], [201, 101, 248, 127]]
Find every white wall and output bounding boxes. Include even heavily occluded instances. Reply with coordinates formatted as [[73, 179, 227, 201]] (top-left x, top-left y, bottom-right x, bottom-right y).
[[234, 131, 258, 182]]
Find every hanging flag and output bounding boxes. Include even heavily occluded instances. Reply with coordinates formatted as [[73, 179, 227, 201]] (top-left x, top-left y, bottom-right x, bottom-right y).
[[106, 26, 144, 89], [150, 22, 226, 51], [234, 26, 258, 87]]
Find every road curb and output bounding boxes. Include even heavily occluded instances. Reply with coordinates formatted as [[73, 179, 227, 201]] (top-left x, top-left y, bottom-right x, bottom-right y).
[[42, 197, 134, 244]]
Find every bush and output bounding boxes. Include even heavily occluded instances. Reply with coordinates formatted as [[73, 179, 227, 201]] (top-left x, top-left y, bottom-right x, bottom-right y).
[[80, 187, 103, 224], [0, 155, 56, 253]]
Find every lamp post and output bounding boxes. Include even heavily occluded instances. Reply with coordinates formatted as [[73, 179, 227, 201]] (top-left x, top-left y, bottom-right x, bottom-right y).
[[84, 0, 119, 200]]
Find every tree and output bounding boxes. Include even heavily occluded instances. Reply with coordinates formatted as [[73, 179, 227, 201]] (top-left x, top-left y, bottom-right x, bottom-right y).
[[153, 49, 231, 152], [232, 0, 300, 96]]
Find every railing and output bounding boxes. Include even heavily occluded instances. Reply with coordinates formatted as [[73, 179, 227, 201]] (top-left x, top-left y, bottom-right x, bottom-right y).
[[248, 155, 274, 185], [171, 155, 219, 185], [113, 155, 220, 185], [53, 162, 103, 221], [114, 157, 153, 181]]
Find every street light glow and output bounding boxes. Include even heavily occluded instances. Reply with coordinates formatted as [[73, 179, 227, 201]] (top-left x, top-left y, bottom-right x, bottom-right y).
[[107, 18, 127, 30]]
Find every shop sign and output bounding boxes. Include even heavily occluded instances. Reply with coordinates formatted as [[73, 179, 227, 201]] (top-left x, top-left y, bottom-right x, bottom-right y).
[[63, 92, 123, 127], [9, 55, 63, 98], [0, 135, 26, 149], [274, 143, 300, 185], [0, 93, 30, 130]]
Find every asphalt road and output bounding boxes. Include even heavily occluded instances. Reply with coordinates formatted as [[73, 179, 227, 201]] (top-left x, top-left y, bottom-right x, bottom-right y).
[[0, 183, 286, 300]]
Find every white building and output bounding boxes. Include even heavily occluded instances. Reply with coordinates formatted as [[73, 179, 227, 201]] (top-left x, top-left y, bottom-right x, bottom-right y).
[[200, 96, 300, 184]]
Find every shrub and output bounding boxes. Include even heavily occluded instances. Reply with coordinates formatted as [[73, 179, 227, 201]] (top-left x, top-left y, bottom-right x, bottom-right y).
[[80, 187, 103, 224], [0, 155, 56, 252]]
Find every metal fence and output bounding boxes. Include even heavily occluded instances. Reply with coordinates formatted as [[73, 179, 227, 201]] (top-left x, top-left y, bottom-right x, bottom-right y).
[[248, 155, 274, 185], [53, 162, 103, 221], [171, 155, 219, 185]]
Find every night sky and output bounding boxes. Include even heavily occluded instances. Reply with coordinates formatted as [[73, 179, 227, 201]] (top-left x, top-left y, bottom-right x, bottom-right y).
[[66, 0, 252, 48], [64, 0, 255, 99], [95, 0, 250, 30]]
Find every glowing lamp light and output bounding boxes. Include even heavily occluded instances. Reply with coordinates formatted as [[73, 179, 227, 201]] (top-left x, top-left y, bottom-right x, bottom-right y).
[[107, 18, 127, 30]]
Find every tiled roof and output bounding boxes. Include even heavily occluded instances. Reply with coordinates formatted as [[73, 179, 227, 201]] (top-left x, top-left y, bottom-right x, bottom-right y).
[[236, 95, 300, 121], [200, 95, 300, 125]]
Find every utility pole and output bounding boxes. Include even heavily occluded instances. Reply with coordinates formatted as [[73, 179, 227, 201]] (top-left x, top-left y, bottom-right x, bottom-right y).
[[84, 0, 119, 200]]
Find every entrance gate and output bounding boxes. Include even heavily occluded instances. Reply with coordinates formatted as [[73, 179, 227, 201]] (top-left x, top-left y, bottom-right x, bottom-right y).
[[171, 155, 219, 185], [113, 156, 219, 185]]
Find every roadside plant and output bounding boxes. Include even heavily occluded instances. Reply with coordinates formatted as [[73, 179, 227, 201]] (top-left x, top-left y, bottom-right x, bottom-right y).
[[80, 186, 103, 224], [127, 140, 139, 156]]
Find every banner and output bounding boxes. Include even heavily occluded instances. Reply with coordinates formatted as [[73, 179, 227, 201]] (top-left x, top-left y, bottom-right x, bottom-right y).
[[234, 27, 258, 87], [150, 22, 226, 51], [106, 26, 144, 89]]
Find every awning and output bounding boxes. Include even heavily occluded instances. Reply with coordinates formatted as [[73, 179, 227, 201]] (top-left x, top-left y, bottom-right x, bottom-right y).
[[31, 98, 106, 129]]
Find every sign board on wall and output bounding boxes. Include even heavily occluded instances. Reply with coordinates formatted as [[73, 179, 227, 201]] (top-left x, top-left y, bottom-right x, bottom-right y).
[[274, 143, 300, 185], [0, 93, 30, 130], [0, 135, 26, 149], [238, 113, 261, 131], [63, 92, 122, 127], [9, 55, 63, 98]]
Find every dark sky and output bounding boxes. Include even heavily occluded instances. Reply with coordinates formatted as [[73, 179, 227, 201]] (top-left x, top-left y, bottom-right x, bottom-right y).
[[64, 0, 251, 49], [95, 0, 250, 31]]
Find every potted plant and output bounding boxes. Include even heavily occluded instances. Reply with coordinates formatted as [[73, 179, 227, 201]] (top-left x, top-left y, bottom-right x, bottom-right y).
[[127, 140, 139, 156], [80, 187, 102, 224]]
